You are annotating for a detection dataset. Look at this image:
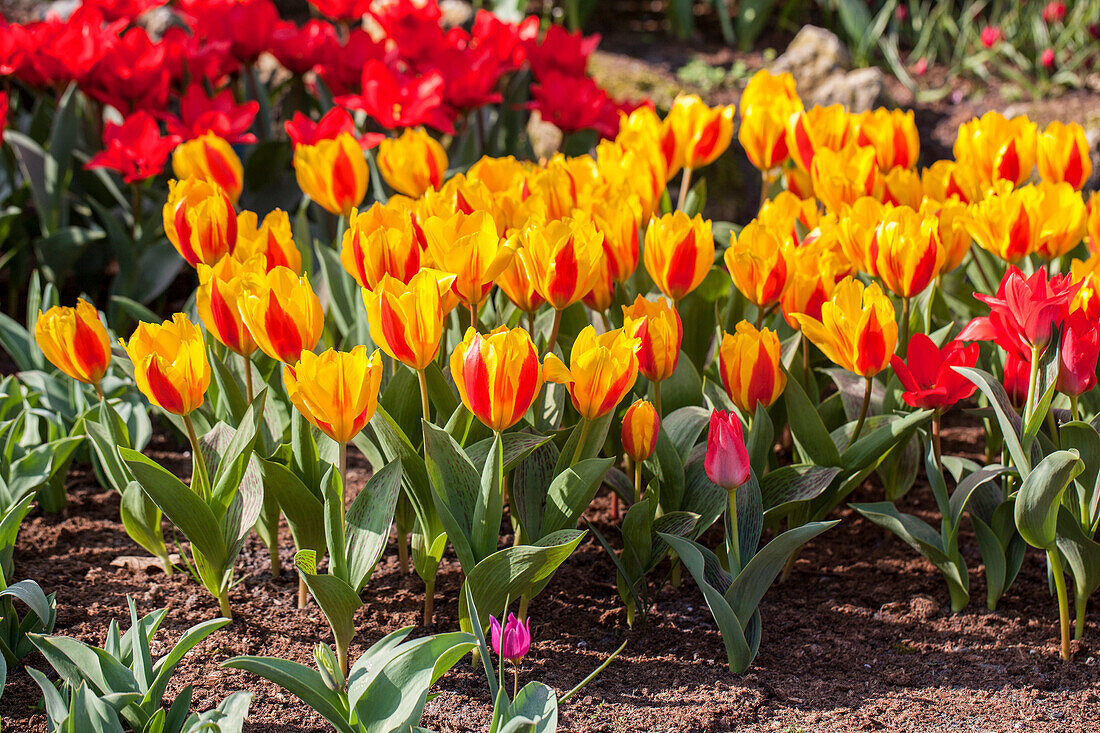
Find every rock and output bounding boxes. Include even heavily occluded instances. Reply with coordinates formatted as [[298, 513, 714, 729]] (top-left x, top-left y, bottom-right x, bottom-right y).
[[769, 25, 885, 112]]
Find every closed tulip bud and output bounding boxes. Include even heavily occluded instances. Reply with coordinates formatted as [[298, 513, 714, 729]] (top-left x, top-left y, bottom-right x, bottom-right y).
[[171, 132, 243, 203], [544, 323, 644, 421], [665, 95, 736, 170], [498, 247, 547, 315], [196, 255, 265, 357], [622, 399, 660, 462], [523, 215, 604, 311], [35, 299, 112, 386], [163, 178, 238, 268], [616, 105, 680, 181], [293, 132, 369, 217], [239, 266, 325, 364], [1058, 311, 1100, 397], [786, 104, 852, 173], [854, 108, 920, 170], [644, 211, 714, 301], [811, 144, 879, 212], [490, 613, 531, 661], [377, 128, 447, 197], [794, 277, 897, 378], [739, 70, 802, 121], [450, 326, 543, 432], [235, 209, 301, 272], [870, 206, 943, 298], [1033, 182, 1088, 260], [340, 203, 422, 290], [725, 221, 790, 309], [595, 141, 665, 220], [919, 199, 972, 276], [1089, 192, 1100, 253], [718, 322, 787, 414], [704, 409, 750, 491], [422, 210, 515, 310], [1037, 122, 1091, 190], [960, 184, 1040, 262], [953, 112, 1036, 189], [591, 193, 642, 283], [363, 269, 457, 371], [622, 295, 682, 383], [738, 105, 791, 171], [284, 346, 383, 444], [123, 313, 210, 416]]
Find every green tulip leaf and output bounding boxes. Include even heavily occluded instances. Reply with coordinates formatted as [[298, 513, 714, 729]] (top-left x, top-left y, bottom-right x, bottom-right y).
[[1014, 449, 1083, 550]]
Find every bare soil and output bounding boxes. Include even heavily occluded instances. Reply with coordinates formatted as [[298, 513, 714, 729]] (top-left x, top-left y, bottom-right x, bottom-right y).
[[2, 415, 1100, 732]]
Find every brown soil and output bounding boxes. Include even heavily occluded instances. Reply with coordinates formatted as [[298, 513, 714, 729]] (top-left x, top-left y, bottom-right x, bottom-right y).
[[2, 416, 1100, 732]]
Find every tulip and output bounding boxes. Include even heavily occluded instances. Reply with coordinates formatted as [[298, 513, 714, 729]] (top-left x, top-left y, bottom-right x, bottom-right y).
[[163, 178, 238, 268], [953, 111, 1036, 189], [594, 142, 664, 220], [122, 313, 210, 417], [167, 86, 259, 146], [615, 105, 679, 182], [718, 322, 787, 415], [591, 193, 642, 283], [582, 256, 617, 314], [757, 192, 820, 246], [1043, 1, 1067, 23], [376, 128, 447, 197], [879, 167, 925, 208], [340, 202, 422, 289], [738, 105, 791, 172], [284, 107, 381, 149], [235, 209, 301, 272], [171, 132, 243, 203], [544, 323, 643, 423], [835, 197, 888, 271], [422, 210, 515, 313], [1037, 122, 1091, 190], [35, 299, 112, 390], [468, 155, 534, 195], [450, 326, 543, 432], [622, 399, 660, 464], [196, 255, 264, 359], [890, 334, 979, 410], [522, 215, 604, 314], [293, 132, 369, 217], [490, 613, 531, 661], [1057, 311, 1099, 402], [1003, 352, 1031, 409], [738, 70, 801, 120], [283, 346, 383, 444], [725, 221, 789, 314], [870, 207, 943, 312], [780, 248, 848, 329], [643, 211, 714, 301], [1089, 191, 1100, 253], [959, 184, 1040, 262], [498, 247, 547, 317], [854, 108, 919, 170], [921, 160, 981, 205], [622, 295, 682, 395], [239, 266, 325, 364], [664, 95, 735, 204], [958, 266, 1079, 360], [810, 144, 879, 212], [85, 111, 180, 184], [920, 199, 971, 276], [786, 104, 852, 173], [1033, 182, 1088, 260], [793, 277, 897, 380], [362, 269, 457, 372], [980, 26, 1003, 48], [705, 409, 751, 570]]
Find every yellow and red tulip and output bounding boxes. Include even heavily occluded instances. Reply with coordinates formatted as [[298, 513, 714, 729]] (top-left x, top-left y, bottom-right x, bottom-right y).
[[293, 132, 369, 217], [523, 215, 604, 311], [362, 269, 457, 371], [953, 111, 1036, 189], [377, 128, 447, 197], [35, 299, 112, 386], [591, 192, 642, 283], [450, 326, 544, 432], [284, 346, 383, 444], [665, 95, 736, 171], [622, 295, 682, 383], [810, 144, 879, 212], [122, 313, 210, 415], [786, 104, 852, 173], [725, 221, 789, 309], [919, 199, 972, 276], [1037, 121, 1091, 190], [235, 209, 301, 272], [1033, 182, 1088, 259], [544, 323, 644, 421], [854, 108, 919, 170], [171, 132, 243, 203], [959, 183, 1040, 262], [238, 266, 325, 364], [793, 277, 897, 378], [718, 321, 787, 414], [739, 70, 802, 120], [643, 211, 714, 301], [498, 247, 547, 315], [196, 255, 265, 357], [622, 399, 660, 463], [422, 210, 515, 310], [921, 160, 981, 204], [340, 202, 423, 289], [1089, 191, 1100, 253], [869, 206, 944, 298], [163, 178, 237, 268], [616, 105, 680, 182]]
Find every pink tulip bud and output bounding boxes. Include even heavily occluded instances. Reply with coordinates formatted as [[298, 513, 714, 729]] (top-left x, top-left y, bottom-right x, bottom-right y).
[[913, 58, 929, 76], [895, 5, 908, 22], [1041, 48, 1056, 68], [1042, 1, 1066, 23], [980, 26, 1003, 48], [704, 409, 750, 492], [490, 613, 531, 661], [1057, 312, 1100, 397]]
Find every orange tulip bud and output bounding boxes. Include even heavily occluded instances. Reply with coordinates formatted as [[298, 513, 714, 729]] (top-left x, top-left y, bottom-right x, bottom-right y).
[[35, 299, 112, 386], [953, 111, 1036, 189], [643, 211, 714, 301], [622, 399, 660, 462], [869, 206, 943, 298], [163, 178, 238, 268], [794, 277, 897, 378], [1037, 121, 1091, 190], [235, 209, 301, 273], [362, 269, 457, 371], [622, 294, 682, 383], [171, 132, 243, 203], [340, 202, 423, 289], [293, 132, 369, 217], [725, 221, 790, 309], [544, 323, 643, 421], [196, 255, 265, 357], [450, 326, 544, 432], [284, 346, 383, 444], [239, 266, 325, 364], [122, 313, 210, 415], [718, 321, 787, 414], [377, 128, 447, 197]]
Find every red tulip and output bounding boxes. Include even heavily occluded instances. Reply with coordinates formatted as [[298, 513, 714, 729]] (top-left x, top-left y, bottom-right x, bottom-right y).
[[1042, 1, 1067, 23], [1041, 48, 1056, 69], [86, 111, 181, 183], [1058, 311, 1100, 397], [520, 21, 600, 79], [159, 27, 237, 89], [166, 86, 258, 144], [284, 108, 383, 150], [269, 19, 338, 76], [470, 10, 528, 74], [430, 40, 506, 111], [980, 26, 1003, 48], [958, 266, 1080, 359], [527, 72, 622, 139], [1003, 352, 1031, 407], [704, 409, 750, 491], [370, 0, 446, 63], [307, 0, 373, 22], [82, 0, 167, 22], [313, 28, 388, 97], [489, 613, 531, 661], [890, 334, 979, 410], [336, 59, 454, 134], [82, 26, 170, 113]]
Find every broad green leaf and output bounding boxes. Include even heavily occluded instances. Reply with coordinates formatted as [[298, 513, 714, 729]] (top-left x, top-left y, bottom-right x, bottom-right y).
[[954, 366, 1030, 474], [783, 370, 842, 468], [759, 465, 840, 513], [540, 457, 612, 536], [345, 459, 402, 592], [842, 409, 933, 472], [1015, 450, 1083, 549], [295, 551, 363, 674], [465, 432, 555, 474], [257, 457, 326, 558], [221, 656, 354, 733], [423, 421, 482, 571]]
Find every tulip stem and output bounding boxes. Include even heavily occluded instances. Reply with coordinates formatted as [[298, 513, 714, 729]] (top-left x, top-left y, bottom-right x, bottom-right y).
[[337, 442, 348, 533], [241, 353, 254, 403], [931, 410, 943, 474], [94, 382, 105, 403], [513, 662, 520, 701], [633, 459, 643, 505], [423, 577, 435, 625], [130, 183, 142, 242], [969, 250, 998, 295], [899, 297, 911, 354], [417, 369, 431, 424], [1071, 394, 1079, 423], [758, 168, 772, 213], [571, 418, 591, 467], [653, 380, 663, 418], [1023, 345, 1042, 455], [183, 414, 211, 501], [517, 594, 529, 623], [727, 488, 741, 575], [297, 576, 308, 610], [846, 378, 873, 449], [676, 167, 694, 211], [1048, 549, 1072, 661], [545, 309, 563, 357]]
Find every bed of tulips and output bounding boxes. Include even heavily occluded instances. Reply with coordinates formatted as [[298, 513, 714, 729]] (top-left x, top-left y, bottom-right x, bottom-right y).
[[2, 1, 1100, 728]]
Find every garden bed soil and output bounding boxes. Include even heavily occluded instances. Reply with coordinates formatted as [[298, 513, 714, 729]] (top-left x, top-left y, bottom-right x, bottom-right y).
[[2, 415, 1100, 732]]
